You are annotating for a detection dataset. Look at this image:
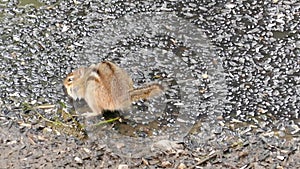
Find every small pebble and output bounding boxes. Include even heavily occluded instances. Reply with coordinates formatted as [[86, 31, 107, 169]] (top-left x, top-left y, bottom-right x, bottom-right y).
[[177, 163, 187, 169], [118, 164, 129, 169]]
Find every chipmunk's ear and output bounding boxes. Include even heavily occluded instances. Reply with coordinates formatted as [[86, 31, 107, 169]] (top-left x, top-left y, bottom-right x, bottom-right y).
[[77, 67, 87, 77]]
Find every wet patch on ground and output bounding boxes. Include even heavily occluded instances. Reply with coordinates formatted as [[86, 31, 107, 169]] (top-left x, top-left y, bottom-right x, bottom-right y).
[[79, 12, 227, 156]]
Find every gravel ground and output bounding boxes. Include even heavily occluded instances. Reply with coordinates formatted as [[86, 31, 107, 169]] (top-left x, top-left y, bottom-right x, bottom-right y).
[[0, 0, 299, 168]]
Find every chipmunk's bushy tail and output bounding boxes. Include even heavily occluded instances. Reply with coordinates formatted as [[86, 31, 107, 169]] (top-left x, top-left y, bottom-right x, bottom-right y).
[[129, 84, 164, 102]]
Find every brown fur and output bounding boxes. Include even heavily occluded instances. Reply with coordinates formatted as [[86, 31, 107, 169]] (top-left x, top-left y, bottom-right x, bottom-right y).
[[130, 84, 164, 102], [64, 61, 164, 115]]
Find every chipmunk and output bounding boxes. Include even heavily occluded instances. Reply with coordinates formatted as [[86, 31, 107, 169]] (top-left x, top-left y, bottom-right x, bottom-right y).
[[64, 61, 164, 115]]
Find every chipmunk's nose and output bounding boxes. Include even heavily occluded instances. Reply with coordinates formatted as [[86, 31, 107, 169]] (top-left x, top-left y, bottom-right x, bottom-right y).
[[62, 83, 69, 96]]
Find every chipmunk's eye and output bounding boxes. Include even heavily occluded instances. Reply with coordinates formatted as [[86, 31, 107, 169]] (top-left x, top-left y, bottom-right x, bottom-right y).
[[68, 77, 73, 82]]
